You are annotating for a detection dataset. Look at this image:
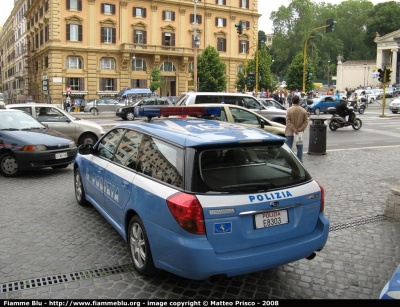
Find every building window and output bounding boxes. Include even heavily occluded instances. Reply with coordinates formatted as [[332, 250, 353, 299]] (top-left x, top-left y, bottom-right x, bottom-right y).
[[101, 27, 116, 44], [100, 78, 117, 91], [239, 40, 249, 54], [45, 1, 49, 12], [133, 7, 146, 18], [134, 30, 147, 44], [101, 3, 115, 14], [190, 14, 202, 24], [237, 65, 244, 74], [40, 29, 44, 46], [162, 33, 175, 46], [35, 33, 39, 49], [217, 38, 226, 52], [67, 0, 82, 11], [66, 77, 84, 91], [240, 0, 249, 9], [45, 25, 50, 42], [66, 56, 83, 69], [160, 61, 176, 72], [45, 56, 49, 68], [100, 58, 116, 70], [132, 59, 147, 71], [188, 62, 194, 73], [215, 17, 226, 27], [241, 20, 250, 29], [67, 24, 82, 41], [216, 0, 226, 4], [163, 10, 175, 21]]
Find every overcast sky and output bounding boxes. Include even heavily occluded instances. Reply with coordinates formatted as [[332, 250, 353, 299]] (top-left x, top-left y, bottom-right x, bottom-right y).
[[0, 1, 393, 34]]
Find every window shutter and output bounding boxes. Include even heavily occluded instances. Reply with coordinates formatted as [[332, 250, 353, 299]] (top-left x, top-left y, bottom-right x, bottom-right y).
[[172, 12, 175, 21], [238, 40, 241, 53], [143, 8, 146, 18], [113, 78, 117, 91], [223, 18, 226, 27], [133, 30, 137, 43], [66, 24, 70, 40], [215, 18, 218, 26], [143, 31, 147, 44], [246, 21, 250, 28], [112, 28, 116, 44], [101, 4, 104, 13], [111, 4, 115, 14], [78, 25, 82, 41], [100, 78, 104, 91], [246, 41, 249, 52], [67, 0, 70, 10], [246, 0, 249, 9], [192, 35, 194, 48], [133, 7, 136, 17], [162, 10, 165, 20], [66, 78, 70, 87], [78, 0, 82, 11], [171, 33, 175, 46], [101, 27, 104, 43], [224, 0, 226, 4], [215, 0, 218, 4], [190, 14, 194, 23], [80, 78, 84, 91], [198, 15, 202, 24], [162, 33, 165, 46]]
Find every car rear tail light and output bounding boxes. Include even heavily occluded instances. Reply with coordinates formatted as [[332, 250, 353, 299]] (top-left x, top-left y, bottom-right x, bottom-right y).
[[166, 192, 205, 235], [316, 181, 325, 213]]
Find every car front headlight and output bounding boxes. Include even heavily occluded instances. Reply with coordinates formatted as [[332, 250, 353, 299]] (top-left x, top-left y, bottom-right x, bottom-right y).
[[69, 141, 76, 148], [23, 145, 47, 152]]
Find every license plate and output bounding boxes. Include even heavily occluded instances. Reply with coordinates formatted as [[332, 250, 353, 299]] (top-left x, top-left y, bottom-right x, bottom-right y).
[[255, 210, 289, 229], [55, 152, 68, 159]]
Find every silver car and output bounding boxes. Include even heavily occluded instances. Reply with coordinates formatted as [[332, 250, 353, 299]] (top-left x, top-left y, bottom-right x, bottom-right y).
[[83, 99, 125, 113], [6, 103, 105, 145]]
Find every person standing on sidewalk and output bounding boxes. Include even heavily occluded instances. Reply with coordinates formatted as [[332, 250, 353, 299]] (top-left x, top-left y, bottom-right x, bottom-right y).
[[75, 98, 81, 112], [285, 95, 309, 163]]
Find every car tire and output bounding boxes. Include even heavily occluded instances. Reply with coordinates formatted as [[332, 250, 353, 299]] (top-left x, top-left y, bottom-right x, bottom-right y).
[[74, 168, 90, 206], [79, 133, 98, 145], [314, 108, 321, 115], [126, 112, 135, 121], [392, 110, 398, 114], [90, 108, 98, 115], [369, 98, 374, 104], [51, 164, 70, 169], [128, 215, 157, 276], [0, 152, 22, 177]]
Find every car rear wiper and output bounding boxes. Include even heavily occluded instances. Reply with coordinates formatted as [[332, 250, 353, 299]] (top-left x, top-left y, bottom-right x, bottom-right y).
[[220, 182, 272, 191]]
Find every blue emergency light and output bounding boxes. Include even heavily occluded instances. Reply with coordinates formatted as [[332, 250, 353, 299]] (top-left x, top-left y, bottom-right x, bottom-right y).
[[134, 106, 221, 120]]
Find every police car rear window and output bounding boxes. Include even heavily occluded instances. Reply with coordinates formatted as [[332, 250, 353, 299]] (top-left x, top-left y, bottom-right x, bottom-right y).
[[194, 145, 311, 193]]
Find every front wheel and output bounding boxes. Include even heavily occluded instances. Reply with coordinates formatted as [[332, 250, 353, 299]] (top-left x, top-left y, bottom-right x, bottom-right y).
[[79, 133, 98, 145], [352, 118, 362, 130], [329, 120, 339, 131], [74, 168, 90, 206], [126, 112, 135, 121], [358, 106, 365, 114], [391, 110, 398, 114], [90, 108, 98, 115], [0, 152, 22, 177], [128, 216, 157, 276]]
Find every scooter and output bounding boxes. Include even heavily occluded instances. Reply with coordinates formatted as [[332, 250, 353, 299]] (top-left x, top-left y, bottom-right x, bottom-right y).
[[327, 107, 362, 131], [348, 99, 365, 114]]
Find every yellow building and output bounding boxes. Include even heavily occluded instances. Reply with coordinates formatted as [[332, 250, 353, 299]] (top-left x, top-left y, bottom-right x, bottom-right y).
[[9, 0, 261, 103]]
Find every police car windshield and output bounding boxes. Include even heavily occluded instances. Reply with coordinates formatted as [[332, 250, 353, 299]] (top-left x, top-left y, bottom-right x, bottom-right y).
[[195, 145, 311, 193]]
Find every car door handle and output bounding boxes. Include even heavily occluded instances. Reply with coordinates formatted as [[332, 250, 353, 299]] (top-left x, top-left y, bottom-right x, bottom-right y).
[[122, 180, 130, 189], [97, 168, 103, 173]]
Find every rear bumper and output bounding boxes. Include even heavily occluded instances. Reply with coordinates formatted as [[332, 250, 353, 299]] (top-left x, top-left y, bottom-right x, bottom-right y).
[[145, 213, 330, 280]]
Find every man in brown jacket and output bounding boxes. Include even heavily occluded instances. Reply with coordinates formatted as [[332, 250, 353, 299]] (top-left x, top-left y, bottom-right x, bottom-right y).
[[285, 95, 309, 163]]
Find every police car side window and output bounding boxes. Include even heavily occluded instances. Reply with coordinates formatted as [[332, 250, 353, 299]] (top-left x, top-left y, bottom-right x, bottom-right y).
[[113, 130, 143, 170], [97, 128, 125, 160], [243, 98, 260, 109], [136, 135, 184, 188]]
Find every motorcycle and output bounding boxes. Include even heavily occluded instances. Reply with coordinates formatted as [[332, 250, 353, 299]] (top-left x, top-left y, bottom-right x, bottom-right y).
[[348, 99, 365, 114], [327, 107, 362, 131]]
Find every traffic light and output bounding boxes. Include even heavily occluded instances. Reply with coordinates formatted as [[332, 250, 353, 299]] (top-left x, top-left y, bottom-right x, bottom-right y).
[[258, 38, 265, 50], [248, 72, 255, 84], [235, 22, 243, 35], [378, 68, 384, 83], [326, 19, 337, 33], [244, 76, 249, 85], [385, 67, 392, 83], [306, 72, 313, 84]]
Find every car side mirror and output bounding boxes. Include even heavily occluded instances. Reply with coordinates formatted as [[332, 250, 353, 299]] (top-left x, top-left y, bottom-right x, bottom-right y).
[[260, 120, 265, 129], [78, 144, 93, 155]]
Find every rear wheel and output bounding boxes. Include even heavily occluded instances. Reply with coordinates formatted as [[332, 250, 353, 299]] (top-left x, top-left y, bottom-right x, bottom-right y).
[[79, 133, 98, 145], [90, 108, 98, 115], [0, 152, 22, 177], [128, 215, 157, 276], [329, 120, 338, 131], [358, 106, 365, 114], [352, 118, 362, 130], [392, 110, 398, 114], [126, 112, 135, 121]]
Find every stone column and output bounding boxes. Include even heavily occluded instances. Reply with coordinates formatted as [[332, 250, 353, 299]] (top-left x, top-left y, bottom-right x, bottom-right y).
[[376, 49, 383, 69], [391, 49, 398, 84], [336, 54, 343, 91]]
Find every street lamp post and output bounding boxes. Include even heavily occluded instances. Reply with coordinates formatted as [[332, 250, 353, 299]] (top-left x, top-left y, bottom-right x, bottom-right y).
[[327, 60, 330, 87], [364, 63, 367, 87], [193, 0, 199, 92]]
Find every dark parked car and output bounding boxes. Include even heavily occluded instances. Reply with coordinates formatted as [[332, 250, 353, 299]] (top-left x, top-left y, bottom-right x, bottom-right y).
[[0, 109, 77, 177], [116, 97, 174, 120]]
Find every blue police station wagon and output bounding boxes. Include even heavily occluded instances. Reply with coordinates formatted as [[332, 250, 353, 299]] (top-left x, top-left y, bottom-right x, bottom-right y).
[[73, 106, 330, 280]]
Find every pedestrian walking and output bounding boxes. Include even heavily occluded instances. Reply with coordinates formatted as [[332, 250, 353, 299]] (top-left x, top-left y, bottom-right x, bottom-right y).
[[285, 95, 309, 163], [75, 98, 81, 112], [66, 98, 71, 112], [287, 90, 294, 107]]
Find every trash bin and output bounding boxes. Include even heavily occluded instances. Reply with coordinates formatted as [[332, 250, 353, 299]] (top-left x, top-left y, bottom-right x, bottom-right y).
[[308, 116, 328, 155]]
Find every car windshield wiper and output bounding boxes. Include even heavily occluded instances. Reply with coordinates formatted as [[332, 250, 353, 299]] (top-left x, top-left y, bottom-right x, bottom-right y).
[[220, 182, 272, 191], [21, 127, 44, 130], [0, 128, 20, 131]]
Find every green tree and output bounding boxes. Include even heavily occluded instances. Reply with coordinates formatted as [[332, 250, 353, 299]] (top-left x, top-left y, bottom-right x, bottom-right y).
[[247, 44, 276, 92], [364, 1, 400, 57], [149, 68, 163, 94], [197, 45, 227, 92], [286, 52, 315, 92], [235, 70, 245, 92]]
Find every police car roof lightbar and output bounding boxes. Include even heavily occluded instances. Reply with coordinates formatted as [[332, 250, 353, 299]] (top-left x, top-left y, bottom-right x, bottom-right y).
[[134, 106, 221, 120]]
